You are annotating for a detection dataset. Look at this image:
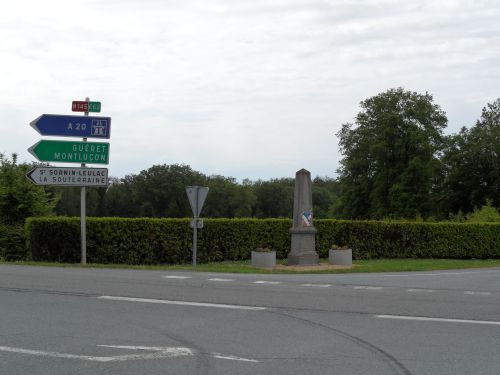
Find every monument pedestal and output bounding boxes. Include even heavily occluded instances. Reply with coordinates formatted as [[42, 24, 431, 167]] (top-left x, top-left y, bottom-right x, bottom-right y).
[[287, 168, 319, 266], [288, 228, 319, 265]]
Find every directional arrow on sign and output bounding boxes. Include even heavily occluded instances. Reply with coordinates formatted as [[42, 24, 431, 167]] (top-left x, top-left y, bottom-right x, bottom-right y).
[[30, 114, 111, 139], [28, 140, 110, 165]]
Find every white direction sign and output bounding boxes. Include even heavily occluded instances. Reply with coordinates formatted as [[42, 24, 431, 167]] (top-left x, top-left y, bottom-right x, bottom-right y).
[[26, 166, 108, 187], [186, 186, 209, 217]]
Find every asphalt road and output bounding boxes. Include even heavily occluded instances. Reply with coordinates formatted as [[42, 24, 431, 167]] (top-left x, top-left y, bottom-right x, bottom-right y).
[[1, 264, 499, 374]]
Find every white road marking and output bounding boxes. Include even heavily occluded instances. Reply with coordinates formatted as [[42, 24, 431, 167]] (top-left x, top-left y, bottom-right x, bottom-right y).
[[253, 281, 282, 285], [0, 345, 259, 364], [163, 275, 192, 279], [354, 286, 383, 290], [301, 284, 331, 288], [97, 296, 267, 311], [97, 345, 190, 351], [101, 346, 259, 363], [381, 270, 500, 277], [211, 352, 259, 363], [464, 291, 492, 296], [376, 315, 500, 326], [407, 289, 436, 293], [0, 345, 192, 362], [207, 278, 235, 282]]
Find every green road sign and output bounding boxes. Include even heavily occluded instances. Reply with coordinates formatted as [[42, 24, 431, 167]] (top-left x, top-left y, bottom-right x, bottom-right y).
[[28, 140, 109, 165], [88, 102, 101, 112]]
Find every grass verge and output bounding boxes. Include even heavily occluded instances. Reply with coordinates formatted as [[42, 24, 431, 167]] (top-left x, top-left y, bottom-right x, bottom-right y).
[[2, 258, 500, 274]]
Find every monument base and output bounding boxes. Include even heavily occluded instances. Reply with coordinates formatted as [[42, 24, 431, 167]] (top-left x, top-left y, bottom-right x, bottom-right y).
[[288, 227, 319, 266], [287, 252, 319, 266]]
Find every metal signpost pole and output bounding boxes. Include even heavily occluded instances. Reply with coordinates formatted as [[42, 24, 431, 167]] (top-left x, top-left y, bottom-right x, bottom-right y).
[[192, 187, 199, 269], [193, 219, 197, 269], [186, 186, 209, 271], [81, 97, 89, 265]]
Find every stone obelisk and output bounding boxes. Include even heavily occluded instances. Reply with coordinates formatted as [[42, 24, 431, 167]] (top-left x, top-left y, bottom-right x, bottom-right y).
[[288, 168, 319, 265]]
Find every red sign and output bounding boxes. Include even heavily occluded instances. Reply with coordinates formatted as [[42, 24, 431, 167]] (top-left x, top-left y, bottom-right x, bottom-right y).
[[72, 101, 89, 112], [71, 101, 101, 112]]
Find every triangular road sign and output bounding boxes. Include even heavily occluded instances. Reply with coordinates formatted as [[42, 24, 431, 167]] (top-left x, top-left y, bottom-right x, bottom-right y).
[[186, 186, 209, 217]]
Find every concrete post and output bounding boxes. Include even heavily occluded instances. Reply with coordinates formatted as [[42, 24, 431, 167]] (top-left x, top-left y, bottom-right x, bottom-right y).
[[288, 168, 319, 265]]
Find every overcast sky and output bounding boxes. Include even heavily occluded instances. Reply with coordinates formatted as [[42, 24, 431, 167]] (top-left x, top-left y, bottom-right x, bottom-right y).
[[1, 0, 499, 181]]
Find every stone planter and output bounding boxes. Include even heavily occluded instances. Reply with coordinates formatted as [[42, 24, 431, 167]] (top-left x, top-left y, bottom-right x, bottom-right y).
[[329, 248, 352, 265], [251, 251, 276, 268]]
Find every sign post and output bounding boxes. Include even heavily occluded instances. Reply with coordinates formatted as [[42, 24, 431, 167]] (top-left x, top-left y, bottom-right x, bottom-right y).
[[27, 97, 111, 265], [186, 186, 209, 269], [81, 97, 90, 264]]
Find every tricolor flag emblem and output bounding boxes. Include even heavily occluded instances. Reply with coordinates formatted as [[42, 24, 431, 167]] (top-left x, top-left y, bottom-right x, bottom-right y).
[[302, 210, 313, 227]]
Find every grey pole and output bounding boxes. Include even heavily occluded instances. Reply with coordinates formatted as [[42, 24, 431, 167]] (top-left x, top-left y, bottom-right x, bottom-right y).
[[192, 221, 197, 269], [80, 97, 89, 264], [186, 186, 208, 270], [192, 187, 199, 269]]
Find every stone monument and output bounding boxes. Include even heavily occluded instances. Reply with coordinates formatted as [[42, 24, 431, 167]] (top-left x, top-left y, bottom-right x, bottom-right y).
[[288, 168, 319, 265]]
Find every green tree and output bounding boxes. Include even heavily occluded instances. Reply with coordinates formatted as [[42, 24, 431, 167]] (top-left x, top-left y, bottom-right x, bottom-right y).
[[335, 88, 447, 219], [312, 176, 340, 218], [439, 98, 500, 215], [0, 153, 57, 224], [47, 186, 105, 217], [72, 163, 341, 220], [252, 178, 294, 218], [129, 164, 206, 217], [104, 176, 138, 217], [203, 175, 256, 218]]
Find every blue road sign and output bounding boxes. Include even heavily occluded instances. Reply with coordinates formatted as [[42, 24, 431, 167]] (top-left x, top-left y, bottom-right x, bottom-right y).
[[30, 114, 111, 139]]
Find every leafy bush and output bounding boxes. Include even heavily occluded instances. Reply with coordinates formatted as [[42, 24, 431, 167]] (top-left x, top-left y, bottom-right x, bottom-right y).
[[0, 153, 57, 225], [0, 224, 27, 261], [466, 200, 500, 223], [25, 217, 500, 264]]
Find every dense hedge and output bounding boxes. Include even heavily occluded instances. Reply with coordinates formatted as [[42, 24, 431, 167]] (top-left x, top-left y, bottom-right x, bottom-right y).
[[25, 217, 500, 264], [0, 224, 27, 261], [26, 217, 291, 264], [315, 220, 500, 259]]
